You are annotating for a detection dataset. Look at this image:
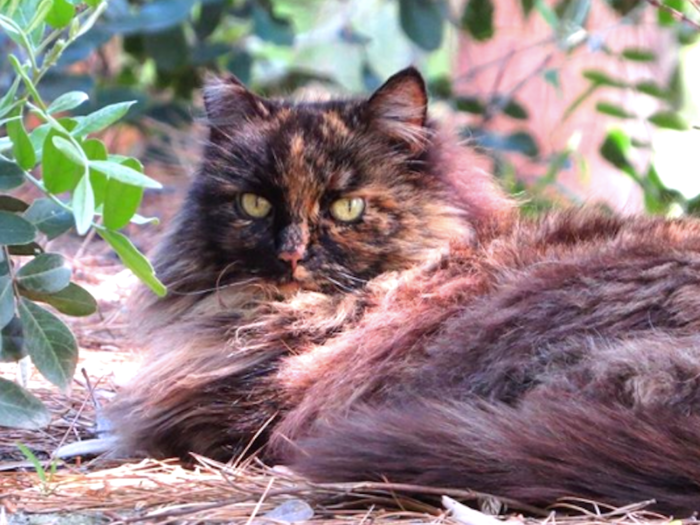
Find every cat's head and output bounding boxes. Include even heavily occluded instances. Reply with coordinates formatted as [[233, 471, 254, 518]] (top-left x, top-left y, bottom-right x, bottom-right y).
[[162, 68, 502, 296]]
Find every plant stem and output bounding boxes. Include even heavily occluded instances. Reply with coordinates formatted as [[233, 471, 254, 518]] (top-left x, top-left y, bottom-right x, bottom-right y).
[[1, 245, 21, 309]]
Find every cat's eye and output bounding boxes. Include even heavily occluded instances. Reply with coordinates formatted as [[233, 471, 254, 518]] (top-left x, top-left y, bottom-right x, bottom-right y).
[[330, 197, 365, 222], [240, 193, 272, 219]]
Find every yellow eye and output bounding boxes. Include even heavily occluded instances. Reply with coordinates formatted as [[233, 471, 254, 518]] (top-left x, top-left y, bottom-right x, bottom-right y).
[[330, 197, 365, 222], [240, 193, 272, 219]]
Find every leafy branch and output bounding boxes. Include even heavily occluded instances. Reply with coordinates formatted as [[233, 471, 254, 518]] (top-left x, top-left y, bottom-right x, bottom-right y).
[[0, 0, 166, 429]]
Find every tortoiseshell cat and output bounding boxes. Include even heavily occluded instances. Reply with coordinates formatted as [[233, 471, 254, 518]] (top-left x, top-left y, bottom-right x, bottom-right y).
[[108, 68, 700, 515]]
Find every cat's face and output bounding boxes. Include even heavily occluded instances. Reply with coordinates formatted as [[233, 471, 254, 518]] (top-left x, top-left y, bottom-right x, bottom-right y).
[[181, 68, 470, 294]]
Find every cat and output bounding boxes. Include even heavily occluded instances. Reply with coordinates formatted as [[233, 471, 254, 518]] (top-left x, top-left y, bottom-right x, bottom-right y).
[[107, 67, 700, 516]]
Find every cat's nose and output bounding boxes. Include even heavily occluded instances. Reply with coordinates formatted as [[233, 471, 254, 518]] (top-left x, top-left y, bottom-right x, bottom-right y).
[[278, 223, 308, 272], [278, 247, 305, 271]]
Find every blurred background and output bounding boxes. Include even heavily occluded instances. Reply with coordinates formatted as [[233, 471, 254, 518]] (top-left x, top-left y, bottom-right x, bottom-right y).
[[2, 0, 698, 224]]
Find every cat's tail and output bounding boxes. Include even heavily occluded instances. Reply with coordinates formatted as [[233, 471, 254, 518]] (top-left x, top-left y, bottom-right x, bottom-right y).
[[286, 394, 700, 516]]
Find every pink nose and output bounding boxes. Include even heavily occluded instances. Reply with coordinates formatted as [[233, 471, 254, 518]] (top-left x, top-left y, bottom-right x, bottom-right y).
[[278, 247, 305, 271]]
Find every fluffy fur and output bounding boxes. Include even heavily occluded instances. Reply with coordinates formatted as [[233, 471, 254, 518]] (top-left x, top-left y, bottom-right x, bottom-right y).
[[108, 68, 700, 516]]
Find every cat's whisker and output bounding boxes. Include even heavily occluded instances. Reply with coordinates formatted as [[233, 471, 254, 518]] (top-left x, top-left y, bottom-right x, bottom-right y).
[[325, 275, 354, 293], [337, 271, 368, 285], [168, 278, 261, 297], [164, 262, 261, 298], [157, 271, 221, 294]]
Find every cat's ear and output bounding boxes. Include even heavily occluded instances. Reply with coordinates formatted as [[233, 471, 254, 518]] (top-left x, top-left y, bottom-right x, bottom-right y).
[[203, 75, 272, 140], [366, 67, 429, 151]]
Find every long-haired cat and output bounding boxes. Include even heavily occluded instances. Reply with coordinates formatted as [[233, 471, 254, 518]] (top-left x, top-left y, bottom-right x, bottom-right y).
[[108, 67, 700, 516]]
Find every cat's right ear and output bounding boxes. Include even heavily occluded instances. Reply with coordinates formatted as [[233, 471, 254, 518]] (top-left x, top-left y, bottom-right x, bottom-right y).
[[366, 67, 429, 152], [203, 75, 272, 141]]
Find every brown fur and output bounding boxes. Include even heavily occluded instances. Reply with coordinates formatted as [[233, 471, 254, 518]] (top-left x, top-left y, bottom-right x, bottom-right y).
[[108, 68, 700, 516]]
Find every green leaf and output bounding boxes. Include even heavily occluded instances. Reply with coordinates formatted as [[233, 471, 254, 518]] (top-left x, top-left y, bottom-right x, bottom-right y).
[[472, 129, 539, 157], [89, 160, 162, 189], [1, 317, 26, 362], [98, 228, 166, 297], [461, 0, 495, 41], [8, 243, 42, 256], [582, 69, 627, 88], [595, 101, 635, 119], [47, 91, 88, 114], [85, 0, 102, 7], [455, 96, 485, 114], [0, 377, 51, 430], [143, 26, 190, 73], [648, 111, 689, 131], [51, 136, 85, 165], [84, 139, 109, 208], [621, 47, 656, 62], [0, 248, 7, 275], [0, 157, 25, 190], [642, 163, 677, 214], [558, 0, 591, 31], [25, 0, 52, 35], [227, 51, 252, 85], [635, 81, 669, 99], [399, 0, 445, 51], [0, 211, 36, 245], [505, 131, 539, 157], [0, 195, 29, 213], [82, 138, 108, 161], [520, 0, 535, 15], [19, 298, 78, 391], [0, 77, 20, 120], [687, 194, 700, 216], [19, 282, 97, 317], [104, 0, 196, 35], [608, 0, 641, 15], [0, 13, 28, 49], [16, 442, 47, 482], [427, 75, 452, 99], [46, 0, 75, 29], [7, 112, 36, 170], [72, 174, 95, 235], [41, 124, 82, 194], [501, 99, 529, 120], [194, 0, 225, 40], [8, 55, 43, 105], [631, 138, 651, 149], [17, 253, 71, 294], [658, 0, 682, 26], [71, 101, 136, 137], [251, 4, 294, 46], [103, 180, 143, 230], [535, 0, 559, 28], [103, 159, 144, 230], [600, 128, 636, 177], [0, 275, 14, 330], [23, 199, 74, 240], [29, 124, 51, 162]]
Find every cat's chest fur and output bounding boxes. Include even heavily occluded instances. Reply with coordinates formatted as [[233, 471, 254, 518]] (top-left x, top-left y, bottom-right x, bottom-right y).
[[273, 211, 700, 440]]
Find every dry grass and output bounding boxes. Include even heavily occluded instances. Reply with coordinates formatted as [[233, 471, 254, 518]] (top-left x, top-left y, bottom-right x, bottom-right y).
[[0, 453, 688, 524]]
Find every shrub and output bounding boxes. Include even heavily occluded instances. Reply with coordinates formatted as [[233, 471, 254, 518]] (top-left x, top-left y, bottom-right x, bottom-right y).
[[0, 0, 164, 428]]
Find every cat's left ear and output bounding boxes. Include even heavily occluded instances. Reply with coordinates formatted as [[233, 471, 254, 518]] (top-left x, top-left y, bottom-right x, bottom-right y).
[[203, 75, 273, 140], [366, 67, 429, 151]]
